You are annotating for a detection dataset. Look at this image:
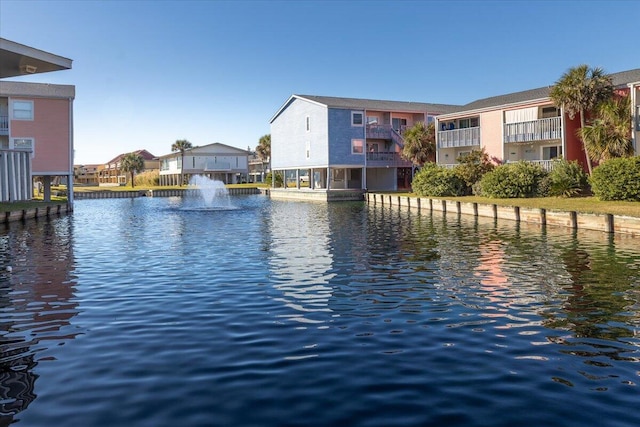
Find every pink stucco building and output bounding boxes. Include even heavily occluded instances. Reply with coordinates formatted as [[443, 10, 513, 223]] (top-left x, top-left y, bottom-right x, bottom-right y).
[[435, 68, 640, 171], [0, 38, 75, 203]]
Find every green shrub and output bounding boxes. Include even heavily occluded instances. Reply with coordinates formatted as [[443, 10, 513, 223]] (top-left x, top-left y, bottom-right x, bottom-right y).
[[265, 172, 284, 187], [454, 148, 495, 195], [590, 156, 640, 201], [546, 159, 588, 197], [479, 161, 548, 198], [412, 163, 465, 197]]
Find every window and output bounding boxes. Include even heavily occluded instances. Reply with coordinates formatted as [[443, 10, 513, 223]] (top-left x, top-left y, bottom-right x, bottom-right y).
[[351, 112, 363, 126], [366, 116, 378, 125], [305, 141, 310, 159], [332, 168, 345, 181], [541, 106, 560, 118], [542, 145, 562, 160], [12, 100, 33, 120], [636, 106, 640, 131], [351, 139, 364, 154], [11, 138, 34, 156], [392, 118, 407, 131], [306, 116, 310, 132], [458, 117, 479, 128]]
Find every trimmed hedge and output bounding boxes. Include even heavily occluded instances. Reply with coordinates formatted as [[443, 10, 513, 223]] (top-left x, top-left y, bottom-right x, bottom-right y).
[[590, 157, 640, 201], [545, 159, 588, 197], [412, 164, 465, 197], [479, 161, 548, 198], [454, 149, 495, 195]]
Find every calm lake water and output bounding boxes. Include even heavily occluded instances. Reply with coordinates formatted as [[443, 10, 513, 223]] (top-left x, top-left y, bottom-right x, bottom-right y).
[[1, 195, 639, 426]]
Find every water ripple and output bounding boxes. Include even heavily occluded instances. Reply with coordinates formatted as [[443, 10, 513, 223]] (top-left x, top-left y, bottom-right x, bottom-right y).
[[0, 197, 639, 426]]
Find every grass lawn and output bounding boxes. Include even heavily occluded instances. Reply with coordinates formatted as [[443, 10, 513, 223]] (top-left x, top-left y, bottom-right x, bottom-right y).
[[2, 186, 638, 218], [383, 193, 640, 218]]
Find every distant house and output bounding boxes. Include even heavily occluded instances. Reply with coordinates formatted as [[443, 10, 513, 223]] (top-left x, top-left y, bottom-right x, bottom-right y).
[[158, 142, 250, 185], [270, 95, 459, 195], [435, 68, 640, 171], [74, 163, 102, 185], [0, 38, 74, 203], [248, 151, 268, 183], [98, 149, 159, 186]]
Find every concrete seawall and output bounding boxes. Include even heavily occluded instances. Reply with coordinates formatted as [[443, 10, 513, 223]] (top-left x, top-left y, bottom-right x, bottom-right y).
[[366, 193, 640, 237], [3, 188, 262, 224], [2, 203, 73, 225], [74, 187, 261, 199]]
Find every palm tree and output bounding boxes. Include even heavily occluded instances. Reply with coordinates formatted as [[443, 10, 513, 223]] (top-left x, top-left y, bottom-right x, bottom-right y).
[[401, 121, 436, 167], [120, 152, 145, 188], [549, 65, 614, 175], [171, 139, 192, 186], [580, 94, 634, 162], [256, 134, 271, 174]]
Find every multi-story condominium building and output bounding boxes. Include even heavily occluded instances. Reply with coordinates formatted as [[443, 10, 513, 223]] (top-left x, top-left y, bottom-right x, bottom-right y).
[[158, 142, 250, 185], [270, 95, 459, 195], [435, 68, 640, 170], [97, 149, 159, 186], [74, 163, 102, 186], [0, 38, 74, 203]]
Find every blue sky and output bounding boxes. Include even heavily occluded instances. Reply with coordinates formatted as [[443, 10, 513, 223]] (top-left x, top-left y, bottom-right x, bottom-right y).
[[1, 0, 638, 165]]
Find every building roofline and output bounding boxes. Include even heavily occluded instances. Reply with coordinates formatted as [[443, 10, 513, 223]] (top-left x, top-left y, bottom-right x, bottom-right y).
[[270, 94, 460, 123], [157, 142, 250, 159], [0, 38, 72, 78]]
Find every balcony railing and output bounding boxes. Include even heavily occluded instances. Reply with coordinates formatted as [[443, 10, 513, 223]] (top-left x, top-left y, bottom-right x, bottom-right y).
[[204, 161, 231, 171], [437, 163, 458, 169], [503, 116, 562, 143], [391, 128, 405, 149], [0, 115, 8, 135], [437, 127, 480, 148], [366, 151, 412, 167], [366, 124, 392, 139], [506, 159, 556, 171]]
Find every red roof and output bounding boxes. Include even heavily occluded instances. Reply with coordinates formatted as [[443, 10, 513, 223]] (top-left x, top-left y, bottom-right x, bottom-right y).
[[105, 149, 157, 165]]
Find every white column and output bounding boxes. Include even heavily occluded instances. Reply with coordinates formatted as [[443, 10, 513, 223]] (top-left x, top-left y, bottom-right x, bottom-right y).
[[0, 153, 7, 201], [19, 152, 30, 200], [8, 153, 17, 201], [16, 152, 24, 200]]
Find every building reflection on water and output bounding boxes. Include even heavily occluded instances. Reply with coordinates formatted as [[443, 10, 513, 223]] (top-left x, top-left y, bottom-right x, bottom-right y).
[[0, 217, 79, 425], [265, 201, 335, 327]]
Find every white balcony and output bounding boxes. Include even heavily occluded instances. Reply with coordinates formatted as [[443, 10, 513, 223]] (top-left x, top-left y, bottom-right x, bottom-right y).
[[437, 127, 480, 148], [506, 159, 556, 171], [504, 117, 562, 143], [204, 161, 231, 171]]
